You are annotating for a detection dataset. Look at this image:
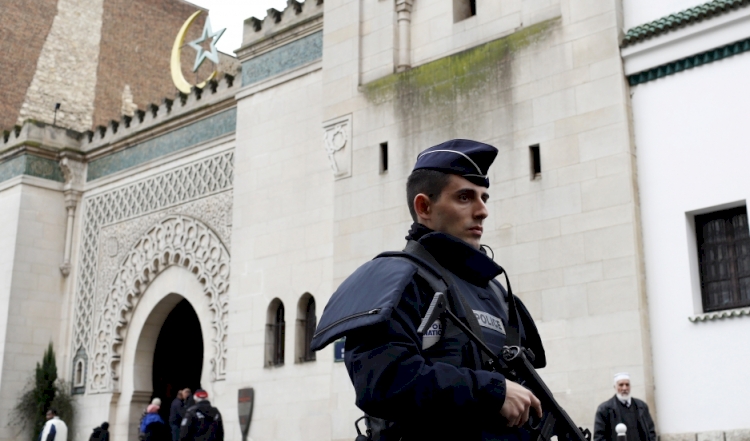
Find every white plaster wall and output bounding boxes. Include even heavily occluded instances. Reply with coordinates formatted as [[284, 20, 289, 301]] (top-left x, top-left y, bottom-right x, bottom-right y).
[[231, 67, 337, 441], [632, 53, 750, 433], [0, 184, 66, 441], [623, 0, 710, 30]]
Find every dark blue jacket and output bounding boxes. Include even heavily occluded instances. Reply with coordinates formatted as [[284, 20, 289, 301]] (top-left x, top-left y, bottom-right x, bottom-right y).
[[312, 226, 545, 441]]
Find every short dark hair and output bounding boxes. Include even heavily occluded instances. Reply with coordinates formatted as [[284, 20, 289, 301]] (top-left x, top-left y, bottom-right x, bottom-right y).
[[47, 408, 57, 416], [406, 169, 451, 222]]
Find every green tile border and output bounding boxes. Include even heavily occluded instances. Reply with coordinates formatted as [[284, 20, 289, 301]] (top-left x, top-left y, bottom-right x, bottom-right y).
[[628, 37, 750, 86], [623, 0, 750, 48], [241, 31, 323, 87], [87, 108, 236, 181], [0, 154, 64, 184]]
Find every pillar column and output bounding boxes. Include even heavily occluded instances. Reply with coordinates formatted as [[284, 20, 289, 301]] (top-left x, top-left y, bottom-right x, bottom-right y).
[[396, 0, 414, 72]]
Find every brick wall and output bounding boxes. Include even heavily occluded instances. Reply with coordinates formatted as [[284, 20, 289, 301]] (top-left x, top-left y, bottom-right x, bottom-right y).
[[92, 0, 214, 128], [0, 0, 58, 130]]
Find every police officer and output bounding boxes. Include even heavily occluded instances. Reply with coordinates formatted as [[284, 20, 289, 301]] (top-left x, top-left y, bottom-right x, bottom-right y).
[[312, 139, 547, 441], [179, 390, 223, 441]]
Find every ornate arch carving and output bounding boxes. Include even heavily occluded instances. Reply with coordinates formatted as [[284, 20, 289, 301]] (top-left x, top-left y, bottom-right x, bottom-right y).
[[90, 215, 229, 393]]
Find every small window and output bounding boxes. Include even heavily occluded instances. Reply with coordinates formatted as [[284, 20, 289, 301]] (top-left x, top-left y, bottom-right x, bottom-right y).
[[296, 294, 317, 363], [453, 0, 476, 22], [265, 299, 285, 367], [380, 142, 389, 174], [530, 145, 541, 180], [71, 347, 87, 394], [73, 359, 84, 387], [695, 206, 750, 312]]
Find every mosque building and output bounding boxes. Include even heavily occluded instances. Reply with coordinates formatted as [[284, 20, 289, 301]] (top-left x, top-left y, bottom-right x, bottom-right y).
[[0, 0, 747, 440]]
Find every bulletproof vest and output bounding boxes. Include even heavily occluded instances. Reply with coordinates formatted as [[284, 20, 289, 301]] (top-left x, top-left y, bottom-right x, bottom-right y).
[[359, 247, 512, 441]]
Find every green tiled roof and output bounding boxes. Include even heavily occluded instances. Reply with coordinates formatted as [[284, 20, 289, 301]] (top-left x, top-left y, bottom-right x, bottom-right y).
[[628, 37, 750, 85], [622, 0, 750, 48]]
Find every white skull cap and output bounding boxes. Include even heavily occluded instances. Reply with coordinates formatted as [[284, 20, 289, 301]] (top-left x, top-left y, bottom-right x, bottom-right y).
[[613, 372, 630, 384]]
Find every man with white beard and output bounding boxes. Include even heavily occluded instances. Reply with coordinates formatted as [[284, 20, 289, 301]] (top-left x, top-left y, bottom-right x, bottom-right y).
[[594, 373, 656, 441]]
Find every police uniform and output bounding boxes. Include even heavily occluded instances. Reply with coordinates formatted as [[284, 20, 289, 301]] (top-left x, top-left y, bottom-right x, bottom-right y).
[[179, 390, 223, 441], [312, 140, 546, 441]]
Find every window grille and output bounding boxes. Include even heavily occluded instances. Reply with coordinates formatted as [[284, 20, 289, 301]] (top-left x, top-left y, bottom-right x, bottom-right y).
[[696, 206, 750, 312]]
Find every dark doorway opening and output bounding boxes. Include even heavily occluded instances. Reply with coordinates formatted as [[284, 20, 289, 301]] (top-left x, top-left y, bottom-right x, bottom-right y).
[[152, 299, 203, 423]]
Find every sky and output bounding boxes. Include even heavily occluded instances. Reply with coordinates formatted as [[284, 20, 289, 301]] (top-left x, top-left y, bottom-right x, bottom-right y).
[[186, 0, 290, 54]]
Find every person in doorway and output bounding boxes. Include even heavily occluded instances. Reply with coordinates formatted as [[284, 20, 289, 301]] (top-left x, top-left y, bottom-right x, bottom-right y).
[[88, 422, 109, 441], [40, 409, 68, 441], [182, 388, 194, 409], [179, 389, 223, 441], [141, 403, 170, 441], [311, 139, 546, 440], [594, 373, 656, 441], [169, 390, 185, 441], [140, 398, 162, 440]]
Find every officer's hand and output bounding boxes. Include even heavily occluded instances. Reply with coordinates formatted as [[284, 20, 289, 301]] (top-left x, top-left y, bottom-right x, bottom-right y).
[[500, 380, 542, 427]]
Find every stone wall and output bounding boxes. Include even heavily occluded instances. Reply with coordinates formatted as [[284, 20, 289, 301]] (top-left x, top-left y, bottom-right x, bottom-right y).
[[229, 66, 335, 441], [6, 0, 224, 133], [16, 0, 105, 132], [0, 0, 58, 131], [0, 184, 67, 441], [324, 0, 652, 434]]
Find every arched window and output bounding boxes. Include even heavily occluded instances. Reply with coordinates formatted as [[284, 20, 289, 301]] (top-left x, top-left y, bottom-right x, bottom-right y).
[[296, 294, 317, 363], [265, 299, 285, 367], [73, 359, 85, 387]]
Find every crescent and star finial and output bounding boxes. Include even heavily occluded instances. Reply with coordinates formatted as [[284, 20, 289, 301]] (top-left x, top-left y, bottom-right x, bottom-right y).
[[170, 11, 226, 94]]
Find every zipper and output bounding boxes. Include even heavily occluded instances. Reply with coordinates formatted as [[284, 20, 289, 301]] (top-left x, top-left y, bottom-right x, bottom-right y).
[[313, 308, 382, 338]]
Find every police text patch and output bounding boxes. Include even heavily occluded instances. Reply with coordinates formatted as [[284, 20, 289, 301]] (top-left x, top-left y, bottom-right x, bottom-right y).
[[473, 310, 505, 335], [421, 319, 443, 350]]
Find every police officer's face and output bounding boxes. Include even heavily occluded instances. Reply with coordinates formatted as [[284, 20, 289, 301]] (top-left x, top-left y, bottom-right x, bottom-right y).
[[616, 379, 630, 396], [420, 175, 489, 249]]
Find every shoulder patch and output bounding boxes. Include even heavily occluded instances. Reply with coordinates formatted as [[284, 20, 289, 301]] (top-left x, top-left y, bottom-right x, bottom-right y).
[[311, 257, 419, 351]]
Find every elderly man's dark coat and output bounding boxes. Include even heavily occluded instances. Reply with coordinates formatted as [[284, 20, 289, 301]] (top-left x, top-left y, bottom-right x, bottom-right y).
[[594, 396, 656, 441]]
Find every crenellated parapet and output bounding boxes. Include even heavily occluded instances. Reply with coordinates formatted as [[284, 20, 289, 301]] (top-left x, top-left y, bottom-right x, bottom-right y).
[[239, 0, 323, 55], [0, 71, 238, 187], [82, 73, 236, 152], [1, 120, 82, 154]]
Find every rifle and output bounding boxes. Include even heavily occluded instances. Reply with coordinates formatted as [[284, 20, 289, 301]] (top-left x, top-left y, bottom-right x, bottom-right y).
[[417, 292, 592, 441]]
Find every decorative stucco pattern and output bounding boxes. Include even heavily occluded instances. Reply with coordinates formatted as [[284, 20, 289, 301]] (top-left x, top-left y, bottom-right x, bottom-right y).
[[241, 31, 323, 87], [72, 150, 234, 391], [91, 214, 230, 392], [87, 108, 237, 181], [0, 154, 65, 183]]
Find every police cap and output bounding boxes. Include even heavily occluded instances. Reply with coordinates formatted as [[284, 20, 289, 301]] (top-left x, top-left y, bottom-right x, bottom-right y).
[[413, 139, 498, 187]]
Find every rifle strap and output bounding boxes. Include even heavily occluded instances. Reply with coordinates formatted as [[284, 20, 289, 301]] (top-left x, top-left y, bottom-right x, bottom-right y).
[[402, 240, 523, 350], [402, 240, 492, 368]]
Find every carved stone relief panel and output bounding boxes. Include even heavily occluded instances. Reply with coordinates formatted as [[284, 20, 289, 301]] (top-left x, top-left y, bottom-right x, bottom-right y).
[[322, 114, 352, 179], [71, 150, 234, 393]]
